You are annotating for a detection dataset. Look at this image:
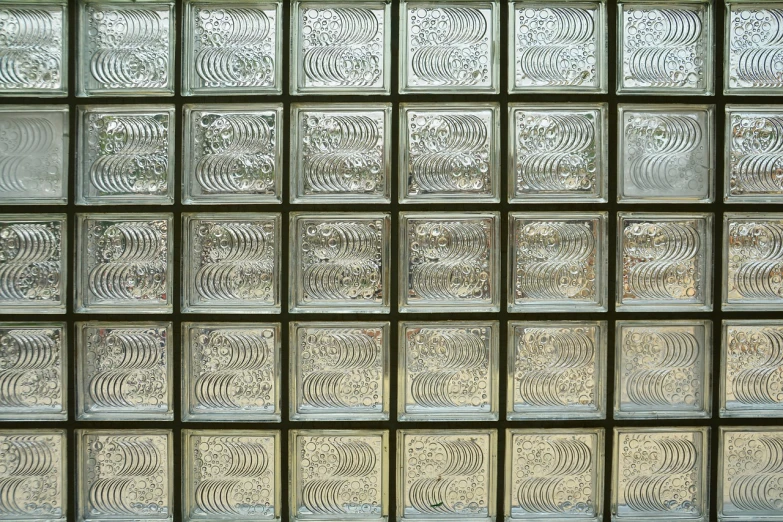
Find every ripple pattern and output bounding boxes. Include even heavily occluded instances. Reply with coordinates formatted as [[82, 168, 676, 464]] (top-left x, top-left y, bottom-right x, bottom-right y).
[[0, 221, 62, 304], [728, 221, 783, 302], [725, 434, 783, 513], [0, 7, 63, 91], [0, 116, 61, 196], [729, 8, 783, 90], [0, 327, 62, 412], [0, 434, 62, 517], [725, 325, 783, 407], [729, 113, 783, 196]]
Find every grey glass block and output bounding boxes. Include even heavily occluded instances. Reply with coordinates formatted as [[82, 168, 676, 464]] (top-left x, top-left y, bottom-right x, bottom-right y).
[[290, 321, 390, 421], [182, 1, 282, 96], [291, 103, 391, 204], [508, 212, 608, 312], [77, 105, 175, 205], [182, 104, 283, 205], [398, 321, 499, 422], [618, 104, 715, 203], [182, 322, 281, 422], [726, 2, 783, 95], [400, 103, 500, 203], [617, 212, 713, 311], [289, 213, 391, 314], [615, 320, 712, 420], [75, 213, 173, 313], [509, 103, 608, 203]]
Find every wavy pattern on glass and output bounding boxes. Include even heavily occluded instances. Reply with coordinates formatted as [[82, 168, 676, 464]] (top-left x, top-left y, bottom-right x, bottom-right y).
[[729, 112, 783, 197], [0, 327, 62, 415], [727, 220, 783, 304], [0, 7, 63, 92], [722, 432, 783, 516], [0, 221, 62, 305], [0, 433, 63, 518], [728, 7, 783, 91], [0, 115, 63, 199], [724, 324, 783, 413]]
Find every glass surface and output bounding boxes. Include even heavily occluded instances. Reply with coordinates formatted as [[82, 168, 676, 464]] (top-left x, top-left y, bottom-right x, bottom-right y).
[[725, 2, 783, 95]]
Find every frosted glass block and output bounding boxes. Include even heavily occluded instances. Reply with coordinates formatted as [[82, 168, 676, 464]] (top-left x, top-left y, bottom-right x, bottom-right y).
[[726, 2, 783, 95], [617, 212, 713, 311], [398, 321, 499, 422], [400, 103, 500, 203], [182, 322, 281, 422], [290, 321, 390, 421], [291, 103, 391, 204]]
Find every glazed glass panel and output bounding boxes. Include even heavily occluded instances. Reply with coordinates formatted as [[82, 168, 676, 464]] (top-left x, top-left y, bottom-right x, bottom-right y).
[[725, 2, 783, 95]]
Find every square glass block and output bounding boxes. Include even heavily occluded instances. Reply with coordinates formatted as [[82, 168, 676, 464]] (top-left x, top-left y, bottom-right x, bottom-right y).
[[505, 428, 604, 521], [397, 429, 497, 521], [509, 103, 608, 203], [398, 321, 499, 422], [726, 105, 783, 203], [77, 105, 175, 205], [182, 430, 281, 521], [182, 1, 282, 96], [615, 320, 712, 419], [726, 2, 783, 95], [0, 214, 66, 314], [0, 106, 68, 204], [76, 321, 172, 421], [290, 213, 391, 314], [77, 0, 175, 97], [182, 213, 281, 313], [399, 212, 500, 312], [618, 105, 715, 203], [400, 103, 500, 203], [76, 213, 173, 313], [617, 212, 713, 311], [290, 430, 389, 521], [508, 321, 607, 421], [182, 104, 283, 205], [182, 322, 281, 422], [508, 212, 608, 312], [291, 2, 391, 95], [400, 1, 500, 94], [290, 103, 391, 204], [617, 1, 713, 95], [76, 430, 173, 522], [290, 321, 390, 421]]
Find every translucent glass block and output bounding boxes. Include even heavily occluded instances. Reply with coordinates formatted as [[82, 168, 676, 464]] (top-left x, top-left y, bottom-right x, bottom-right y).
[[75, 213, 173, 313], [182, 0, 282, 96], [509, 103, 608, 203], [77, 105, 175, 205], [398, 321, 499, 422], [399, 212, 500, 312], [618, 105, 715, 203], [508, 321, 607, 421], [291, 2, 391, 95], [612, 428, 709, 522], [617, 212, 713, 311], [615, 320, 712, 419], [397, 429, 496, 521], [182, 322, 281, 422], [182, 213, 281, 313], [726, 2, 783, 95], [508, 212, 608, 312], [290, 321, 390, 421], [291, 103, 391, 204], [290, 430, 389, 521], [400, 103, 500, 203], [400, 1, 499, 94], [182, 104, 283, 205], [290, 213, 390, 313]]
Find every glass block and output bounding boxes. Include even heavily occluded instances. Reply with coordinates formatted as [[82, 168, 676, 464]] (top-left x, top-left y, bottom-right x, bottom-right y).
[[397, 429, 496, 521], [618, 104, 715, 203], [76, 105, 175, 205], [75, 213, 173, 313], [400, 1, 499, 94], [290, 212, 390, 314], [726, 2, 783, 95], [77, 0, 175, 97], [508, 212, 608, 312], [182, 322, 281, 422], [505, 428, 604, 521], [182, 213, 281, 313], [615, 320, 712, 419], [182, 430, 281, 521], [290, 321, 390, 421], [612, 427, 709, 522], [182, 0, 282, 96], [399, 212, 500, 312], [509, 103, 608, 203], [291, 2, 391, 95], [617, 212, 713, 311], [182, 104, 283, 205], [508, 321, 607, 421], [291, 103, 391, 204], [400, 103, 500, 203], [290, 430, 389, 521], [398, 321, 499, 422]]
